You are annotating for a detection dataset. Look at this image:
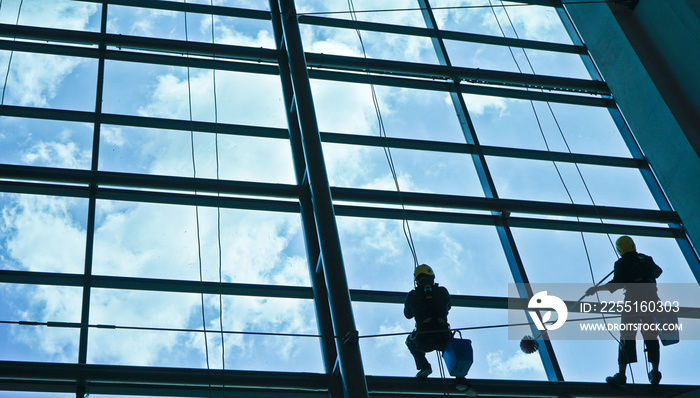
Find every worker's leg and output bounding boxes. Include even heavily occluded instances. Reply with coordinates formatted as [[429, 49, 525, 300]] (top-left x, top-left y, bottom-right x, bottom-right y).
[[607, 319, 635, 386], [642, 321, 661, 385], [406, 332, 431, 375]]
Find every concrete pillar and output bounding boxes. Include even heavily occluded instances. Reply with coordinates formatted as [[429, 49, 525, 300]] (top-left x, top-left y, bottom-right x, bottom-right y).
[[563, 0, 700, 253]]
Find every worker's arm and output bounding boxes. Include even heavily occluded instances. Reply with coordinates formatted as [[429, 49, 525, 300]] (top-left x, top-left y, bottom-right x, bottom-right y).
[[404, 291, 414, 319]]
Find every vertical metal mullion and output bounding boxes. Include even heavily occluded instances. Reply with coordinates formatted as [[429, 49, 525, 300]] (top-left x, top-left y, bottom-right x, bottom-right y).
[[556, 1, 700, 280], [417, 0, 564, 381], [76, 2, 107, 397], [270, 2, 341, 395], [273, 0, 368, 397]]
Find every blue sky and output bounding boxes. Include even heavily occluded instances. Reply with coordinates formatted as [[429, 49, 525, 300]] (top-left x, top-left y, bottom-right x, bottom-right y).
[[1, 0, 699, 394]]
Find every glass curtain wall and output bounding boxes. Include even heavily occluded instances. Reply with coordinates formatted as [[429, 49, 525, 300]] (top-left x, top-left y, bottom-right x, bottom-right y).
[[0, 0, 698, 396]]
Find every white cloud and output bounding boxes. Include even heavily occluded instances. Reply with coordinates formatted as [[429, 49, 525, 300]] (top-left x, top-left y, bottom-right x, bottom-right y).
[[0, 195, 86, 274], [464, 93, 509, 116], [101, 126, 126, 147], [5, 53, 85, 107], [0, 1, 96, 106], [17, 0, 98, 30], [486, 349, 541, 376], [22, 140, 91, 169]]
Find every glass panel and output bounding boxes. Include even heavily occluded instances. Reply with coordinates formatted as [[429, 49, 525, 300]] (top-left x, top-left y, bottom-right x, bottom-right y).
[[486, 157, 659, 209], [519, 48, 591, 79], [431, 0, 573, 45], [0, 283, 82, 363], [469, 96, 633, 158], [311, 80, 466, 143], [214, 0, 271, 10], [324, 143, 483, 196], [298, 0, 426, 26], [107, 5, 274, 47], [92, 202, 309, 286], [102, 61, 286, 127], [300, 25, 438, 64], [0, 117, 93, 169], [339, 218, 513, 296], [88, 290, 322, 371], [552, 338, 700, 384], [0, 52, 98, 112], [3, 0, 100, 31], [513, 229, 700, 383], [445, 41, 591, 79], [98, 126, 295, 183], [0, 193, 88, 274]]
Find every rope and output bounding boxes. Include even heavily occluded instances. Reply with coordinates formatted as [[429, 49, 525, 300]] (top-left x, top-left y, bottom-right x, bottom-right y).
[[297, 1, 630, 17], [489, 0, 633, 381], [183, 3, 213, 393], [0, 0, 23, 105], [346, 0, 419, 270], [209, 0, 226, 375], [1, 313, 620, 340], [435, 350, 450, 397]]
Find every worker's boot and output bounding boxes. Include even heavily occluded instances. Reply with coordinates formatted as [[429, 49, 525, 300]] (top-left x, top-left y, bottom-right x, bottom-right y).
[[605, 373, 626, 387], [416, 366, 432, 378], [455, 377, 478, 397], [648, 370, 662, 386]]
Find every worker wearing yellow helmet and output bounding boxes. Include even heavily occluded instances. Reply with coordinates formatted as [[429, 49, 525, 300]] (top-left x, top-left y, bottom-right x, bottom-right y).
[[404, 264, 451, 377], [585, 236, 664, 387]]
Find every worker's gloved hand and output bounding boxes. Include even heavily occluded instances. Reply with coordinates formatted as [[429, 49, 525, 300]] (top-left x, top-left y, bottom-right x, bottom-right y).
[[585, 286, 597, 296]]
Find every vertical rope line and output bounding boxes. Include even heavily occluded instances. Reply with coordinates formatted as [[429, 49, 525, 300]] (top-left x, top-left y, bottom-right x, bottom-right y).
[[0, 0, 23, 105], [346, 0, 419, 270], [435, 350, 450, 396], [491, 0, 625, 369], [209, 1, 226, 376], [496, 0, 618, 255], [496, 4, 625, 357], [184, 3, 212, 385]]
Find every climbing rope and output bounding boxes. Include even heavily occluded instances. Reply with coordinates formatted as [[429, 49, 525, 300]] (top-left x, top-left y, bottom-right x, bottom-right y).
[[184, 4, 226, 388], [346, 0, 419, 271], [208, 0, 227, 375], [0, 0, 24, 105], [3, 313, 622, 341], [489, 0, 631, 380], [297, 1, 631, 17]]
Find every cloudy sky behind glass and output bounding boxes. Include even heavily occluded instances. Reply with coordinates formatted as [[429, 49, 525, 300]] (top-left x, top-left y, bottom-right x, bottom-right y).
[[1, 0, 699, 394]]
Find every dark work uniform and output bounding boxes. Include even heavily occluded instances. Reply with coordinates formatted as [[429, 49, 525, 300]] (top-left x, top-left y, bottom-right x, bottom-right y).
[[404, 283, 452, 370], [605, 251, 663, 365]]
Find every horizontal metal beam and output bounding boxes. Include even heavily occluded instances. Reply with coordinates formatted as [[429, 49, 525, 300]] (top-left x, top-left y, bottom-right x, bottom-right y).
[[309, 69, 614, 107], [1, 361, 697, 398], [0, 270, 508, 309], [0, 164, 297, 198], [0, 23, 607, 100], [322, 131, 643, 167], [76, 0, 272, 20], [0, 270, 312, 298], [298, 14, 585, 55], [0, 166, 681, 236], [0, 23, 278, 63], [367, 375, 700, 397], [306, 52, 609, 95], [2, 104, 639, 169], [0, 361, 328, 391], [331, 187, 681, 224], [3, 163, 677, 225], [334, 204, 682, 237]]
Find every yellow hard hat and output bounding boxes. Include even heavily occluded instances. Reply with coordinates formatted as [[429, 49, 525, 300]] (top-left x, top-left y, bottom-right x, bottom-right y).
[[414, 264, 434, 281], [615, 236, 636, 255]]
